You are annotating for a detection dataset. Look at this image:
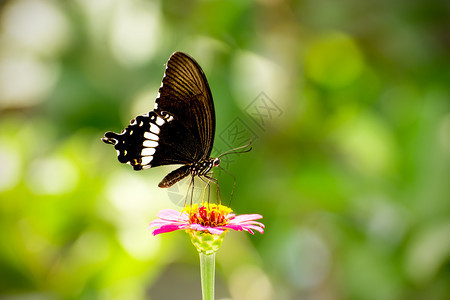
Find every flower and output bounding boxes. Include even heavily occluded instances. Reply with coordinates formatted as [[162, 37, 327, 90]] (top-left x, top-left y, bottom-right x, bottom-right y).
[[149, 203, 265, 236], [149, 203, 265, 254]]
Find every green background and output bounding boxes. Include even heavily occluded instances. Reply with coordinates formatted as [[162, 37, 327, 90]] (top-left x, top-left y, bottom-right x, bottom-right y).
[[0, 0, 449, 299]]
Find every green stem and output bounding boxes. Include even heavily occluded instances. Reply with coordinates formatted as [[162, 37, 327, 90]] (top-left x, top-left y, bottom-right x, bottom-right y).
[[199, 252, 215, 300]]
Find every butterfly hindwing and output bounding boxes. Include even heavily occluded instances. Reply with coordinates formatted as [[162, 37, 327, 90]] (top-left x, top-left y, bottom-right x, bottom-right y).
[[103, 111, 200, 170]]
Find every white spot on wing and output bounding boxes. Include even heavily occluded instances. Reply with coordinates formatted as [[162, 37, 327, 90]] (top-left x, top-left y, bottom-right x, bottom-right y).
[[141, 156, 153, 165], [155, 116, 165, 126], [149, 123, 160, 134], [143, 140, 158, 147], [167, 115, 174, 122], [141, 148, 156, 156], [144, 131, 159, 141]]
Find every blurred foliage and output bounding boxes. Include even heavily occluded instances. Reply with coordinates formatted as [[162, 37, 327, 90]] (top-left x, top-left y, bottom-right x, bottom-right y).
[[0, 0, 449, 299]]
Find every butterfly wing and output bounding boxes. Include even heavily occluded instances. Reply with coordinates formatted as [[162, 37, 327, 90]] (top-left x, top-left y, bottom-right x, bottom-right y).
[[156, 52, 215, 160], [102, 52, 215, 171], [103, 111, 200, 170]]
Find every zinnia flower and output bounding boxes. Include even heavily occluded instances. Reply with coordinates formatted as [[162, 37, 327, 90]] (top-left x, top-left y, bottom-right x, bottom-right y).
[[149, 203, 264, 236], [149, 203, 264, 255]]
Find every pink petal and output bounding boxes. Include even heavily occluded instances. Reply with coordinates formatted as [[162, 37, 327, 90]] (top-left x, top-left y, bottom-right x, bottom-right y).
[[231, 214, 263, 223], [243, 224, 264, 234], [223, 224, 244, 231], [239, 221, 265, 228], [189, 223, 207, 231], [188, 224, 224, 235], [225, 213, 236, 219], [148, 219, 174, 228], [157, 209, 189, 221], [206, 227, 224, 235], [244, 228, 255, 234], [149, 215, 188, 229], [229, 218, 265, 228], [152, 224, 185, 235]]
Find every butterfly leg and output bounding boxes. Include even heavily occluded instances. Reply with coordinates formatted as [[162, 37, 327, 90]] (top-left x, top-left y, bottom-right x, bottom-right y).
[[216, 166, 236, 207], [190, 176, 196, 206], [202, 174, 221, 205], [183, 176, 195, 207], [198, 175, 212, 203]]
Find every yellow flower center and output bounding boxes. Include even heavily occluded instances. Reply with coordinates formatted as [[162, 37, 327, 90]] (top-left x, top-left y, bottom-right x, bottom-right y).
[[183, 203, 233, 227]]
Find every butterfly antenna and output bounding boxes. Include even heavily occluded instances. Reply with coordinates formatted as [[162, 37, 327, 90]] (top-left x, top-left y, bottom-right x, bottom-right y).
[[217, 140, 253, 158]]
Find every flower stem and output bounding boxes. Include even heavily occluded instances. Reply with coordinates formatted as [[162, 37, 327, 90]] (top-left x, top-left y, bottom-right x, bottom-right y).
[[199, 252, 215, 300]]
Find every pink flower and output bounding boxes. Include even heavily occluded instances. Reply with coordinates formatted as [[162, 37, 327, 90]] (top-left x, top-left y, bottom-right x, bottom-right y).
[[149, 203, 265, 236]]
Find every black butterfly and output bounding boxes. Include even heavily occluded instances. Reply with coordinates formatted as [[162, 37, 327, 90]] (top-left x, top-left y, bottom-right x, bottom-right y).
[[103, 52, 243, 188]]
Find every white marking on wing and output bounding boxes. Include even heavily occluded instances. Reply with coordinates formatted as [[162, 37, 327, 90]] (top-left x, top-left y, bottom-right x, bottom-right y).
[[143, 140, 158, 148], [149, 123, 160, 134], [144, 131, 159, 141], [155, 116, 165, 126], [141, 148, 156, 156], [141, 156, 153, 165]]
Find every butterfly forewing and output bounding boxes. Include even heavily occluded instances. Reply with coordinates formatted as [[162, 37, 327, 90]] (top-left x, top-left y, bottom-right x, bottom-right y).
[[156, 52, 215, 160], [102, 52, 216, 176]]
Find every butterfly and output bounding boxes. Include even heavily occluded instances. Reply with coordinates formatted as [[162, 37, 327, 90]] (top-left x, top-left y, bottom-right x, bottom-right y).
[[102, 51, 249, 189]]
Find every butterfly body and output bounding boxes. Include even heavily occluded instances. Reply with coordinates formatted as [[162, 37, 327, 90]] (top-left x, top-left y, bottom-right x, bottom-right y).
[[158, 157, 220, 188], [102, 52, 219, 188]]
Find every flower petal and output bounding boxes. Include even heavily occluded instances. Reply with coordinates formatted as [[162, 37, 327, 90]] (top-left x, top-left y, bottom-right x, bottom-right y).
[[245, 228, 255, 234], [188, 224, 225, 235], [189, 223, 208, 231], [243, 224, 264, 234], [206, 227, 224, 235], [157, 209, 189, 221], [148, 219, 174, 228], [230, 214, 263, 223], [238, 221, 265, 229], [223, 224, 244, 231], [149, 215, 188, 229], [152, 224, 185, 235]]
